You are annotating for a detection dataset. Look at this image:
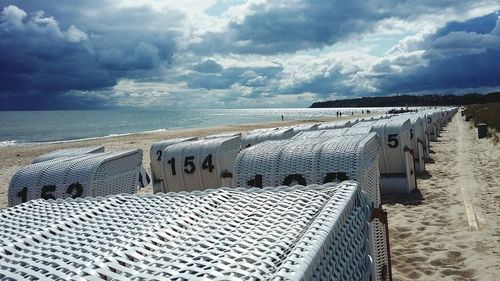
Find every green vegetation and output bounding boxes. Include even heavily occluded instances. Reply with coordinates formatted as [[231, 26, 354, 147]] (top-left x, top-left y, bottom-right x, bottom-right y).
[[310, 92, 500, 108], [463, 103, 500, 130]]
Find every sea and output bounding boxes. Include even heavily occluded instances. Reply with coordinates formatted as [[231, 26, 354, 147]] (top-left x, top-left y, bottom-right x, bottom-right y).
[[0, 107, 392, 146]]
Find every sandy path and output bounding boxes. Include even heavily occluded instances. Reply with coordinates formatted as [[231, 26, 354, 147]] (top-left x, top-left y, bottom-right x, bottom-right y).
[[386, 114, 500, 280]]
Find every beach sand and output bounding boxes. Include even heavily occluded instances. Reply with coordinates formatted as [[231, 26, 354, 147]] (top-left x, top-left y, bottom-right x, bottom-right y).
[[385, 114, 500, 280], [0, 113, 498, 279]]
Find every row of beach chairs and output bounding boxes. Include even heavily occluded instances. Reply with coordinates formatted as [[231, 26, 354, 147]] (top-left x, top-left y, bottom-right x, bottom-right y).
[[2, 107, 458, 280]]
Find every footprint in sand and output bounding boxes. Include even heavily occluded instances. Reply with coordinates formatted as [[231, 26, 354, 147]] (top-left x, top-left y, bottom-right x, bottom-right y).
[[440, 269, 475, 279]]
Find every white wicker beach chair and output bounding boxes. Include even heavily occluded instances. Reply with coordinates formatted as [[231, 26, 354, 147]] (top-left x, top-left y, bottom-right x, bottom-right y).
[[8, 149, 144, 206], [32, 146, 105, 164], [204, 132, 242, 139], [392, 114, 426, 174], [291, 123, 319, 133], [150, 137, 197, 193], [161, 135, 241, 192], [233, 135, 390, 281], [234, 133, 380, 208], [317, 119, 354, 130], [241, 127, 296, 149], [351, 118, 417, 194], [425, 111, 441, 141], [0, 181, 373, 281], [292, 128, 349, 139]]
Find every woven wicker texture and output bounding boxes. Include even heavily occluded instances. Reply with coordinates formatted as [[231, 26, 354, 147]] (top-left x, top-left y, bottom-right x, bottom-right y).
[[292, 128, 349, 139], [32, 146, 105, 164], [317, 120, 354, 130], [233, 133, 390, 281], [370, 217, 389, 281], [0, 182, 373, 281], [204, 132, 242, 139], [150, 137, 198, 193], [291, 123, 319, 133], [241, 127, 296, 149], [234, 133, 380, 208], [8, 149, 143, 207], [161, 136, 241, 192]]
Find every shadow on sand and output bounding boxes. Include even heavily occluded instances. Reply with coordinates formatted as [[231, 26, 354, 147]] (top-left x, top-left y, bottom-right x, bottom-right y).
[[417, 171, 433, 180], [382, 188, 424, 206], [381, 170, 433, 205]]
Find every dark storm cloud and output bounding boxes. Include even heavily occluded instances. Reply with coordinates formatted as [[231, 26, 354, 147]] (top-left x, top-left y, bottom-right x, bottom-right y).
[[373, 12, 500, 93], [0, 4, 180, 110], [191, 0, 496, 55], [192, 1, 384, 55], [192, 59, 223, 73]]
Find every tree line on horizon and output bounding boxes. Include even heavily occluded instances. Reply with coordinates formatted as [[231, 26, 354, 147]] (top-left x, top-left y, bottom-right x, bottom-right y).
[[309, 92, 500, 108]]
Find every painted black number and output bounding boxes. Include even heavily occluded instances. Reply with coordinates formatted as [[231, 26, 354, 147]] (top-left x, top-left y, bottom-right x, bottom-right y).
[[66, 182, 83, 199], [283, 174, 307, 186], [323, 172, 349, 183], [41, 185, 56, 200], [156, 150, 162, 161], [388, 134, 399, 148], [184, 156, 195, 174], [247, 174, 263, 188], [337, 172, 349, 181], [17, 187, 28, 203], [202, 154, 215, 173], [167, 157, 176, 175]]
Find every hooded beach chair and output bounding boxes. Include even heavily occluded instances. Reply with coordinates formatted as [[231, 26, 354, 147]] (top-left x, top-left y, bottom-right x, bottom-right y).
[[233, 133, 391, 281], [149, 137, 198, 193], [161, 135, 241, 192], [240, 127, 295, 149], [0, 182, 373, 280], [31, 146, 105, 164], [8, 149, 144, 206]]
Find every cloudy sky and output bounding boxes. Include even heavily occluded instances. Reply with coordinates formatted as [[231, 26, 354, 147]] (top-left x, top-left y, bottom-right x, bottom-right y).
[[1, 0, 500, 110]]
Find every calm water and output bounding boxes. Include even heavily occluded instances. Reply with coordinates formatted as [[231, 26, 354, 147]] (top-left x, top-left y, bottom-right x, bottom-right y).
[[0, 108, 390, 145]]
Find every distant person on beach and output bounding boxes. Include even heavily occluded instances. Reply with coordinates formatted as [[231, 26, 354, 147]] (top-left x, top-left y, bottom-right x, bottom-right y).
[[340, 112, 342, 117], [362, 110, 364, 114], [281, 115, 284, 121], [336, 112, 339, 117]]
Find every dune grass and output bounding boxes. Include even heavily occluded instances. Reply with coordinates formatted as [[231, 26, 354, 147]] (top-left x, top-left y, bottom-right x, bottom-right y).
[[463, 103, 500, 130]]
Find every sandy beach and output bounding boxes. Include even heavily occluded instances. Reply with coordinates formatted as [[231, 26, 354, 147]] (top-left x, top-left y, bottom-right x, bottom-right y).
[[385, 114, 500, 280], [0, 113, 498, 279]]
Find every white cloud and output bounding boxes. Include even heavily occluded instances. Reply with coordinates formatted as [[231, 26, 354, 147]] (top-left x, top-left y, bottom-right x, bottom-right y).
[[66, 25, 88, 42], [1, 5, 27, 28]]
